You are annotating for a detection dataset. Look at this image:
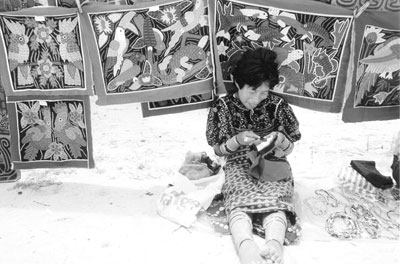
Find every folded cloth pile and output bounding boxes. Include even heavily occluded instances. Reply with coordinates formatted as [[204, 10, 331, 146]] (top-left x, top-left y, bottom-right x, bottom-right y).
[[350, 160, 393, 190], [247, 132, 293, 182], [179, 151, 221, 180]]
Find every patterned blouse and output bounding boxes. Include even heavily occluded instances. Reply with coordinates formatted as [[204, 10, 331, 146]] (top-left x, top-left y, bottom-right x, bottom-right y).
[[206, 93, 301, 150]]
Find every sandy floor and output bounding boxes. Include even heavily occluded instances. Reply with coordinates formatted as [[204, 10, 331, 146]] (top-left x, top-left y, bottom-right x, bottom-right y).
[[0, 96, 399, 264]]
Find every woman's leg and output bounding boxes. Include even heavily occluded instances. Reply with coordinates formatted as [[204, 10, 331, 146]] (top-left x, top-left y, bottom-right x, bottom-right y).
[[261, 211, 287, 264], [229, 211, 265, 264]]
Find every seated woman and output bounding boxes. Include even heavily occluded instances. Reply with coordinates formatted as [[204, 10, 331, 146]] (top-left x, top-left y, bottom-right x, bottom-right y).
[[206, 48, 301, 264]]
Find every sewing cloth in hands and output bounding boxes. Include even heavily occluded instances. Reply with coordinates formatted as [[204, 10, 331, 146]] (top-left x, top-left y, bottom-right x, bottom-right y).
[[247, 151, 292, 182]]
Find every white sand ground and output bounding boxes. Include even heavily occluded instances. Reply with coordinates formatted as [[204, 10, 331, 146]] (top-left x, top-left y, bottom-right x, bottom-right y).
[[0, 96, 399, 264]]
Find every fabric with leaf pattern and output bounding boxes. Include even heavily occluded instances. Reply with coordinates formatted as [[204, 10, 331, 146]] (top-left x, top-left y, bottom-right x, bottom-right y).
[[0, 8, 93, 98], [342, 11, 400, 122], [7, 96, 94, 169], [0, 76, 19, 182]]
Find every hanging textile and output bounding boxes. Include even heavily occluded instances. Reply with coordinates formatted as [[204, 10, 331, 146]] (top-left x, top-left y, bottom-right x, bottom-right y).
[[210, 0, 353, 113], [0, 7, 93, 98], [0, 76, 19, 182], [141, 91, 214, 117], [81, 0, 215, 105], [0, 0, 56, 12], [7, 95, 95, 169], [331, 0, 400, 12], [342, 11, 400, 122], [56, 0, 78, 7], [56, 0, 127, 7], [126, 0, 157, 4]]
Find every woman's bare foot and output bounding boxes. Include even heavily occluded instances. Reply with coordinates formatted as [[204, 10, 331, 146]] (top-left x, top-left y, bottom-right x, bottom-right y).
[[261, 239, 283, 264], [238, 239, 267, 264]]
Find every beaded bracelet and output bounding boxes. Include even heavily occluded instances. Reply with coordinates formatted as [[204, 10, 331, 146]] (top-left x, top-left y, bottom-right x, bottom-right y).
[[350, 204, 381, 238], [326, 212, 360, 239]]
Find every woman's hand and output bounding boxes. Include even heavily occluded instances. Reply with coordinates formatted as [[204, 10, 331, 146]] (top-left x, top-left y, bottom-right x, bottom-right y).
[[269, 131, 294, 157], [236, 131, 260, 145]]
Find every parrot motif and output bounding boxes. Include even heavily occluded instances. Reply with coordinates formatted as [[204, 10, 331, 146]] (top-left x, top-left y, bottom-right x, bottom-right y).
[[21, 106, 52, 161], [53, 102, 86, 159], [105, 11, 138, 77], [303, 17, 334, 48], [57, 17, 84, 78], [360, 37, 400, 79], [107, 59, 141, 91], [3, 18, 30, 76], [161, 0, 208, 56]]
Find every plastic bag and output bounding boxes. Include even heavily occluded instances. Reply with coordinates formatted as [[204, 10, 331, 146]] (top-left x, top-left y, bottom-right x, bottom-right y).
[[157, 172, 225, 227]]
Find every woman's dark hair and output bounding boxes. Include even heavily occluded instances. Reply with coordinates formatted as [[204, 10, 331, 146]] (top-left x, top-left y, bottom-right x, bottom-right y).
[[229, 48, 279, 94]]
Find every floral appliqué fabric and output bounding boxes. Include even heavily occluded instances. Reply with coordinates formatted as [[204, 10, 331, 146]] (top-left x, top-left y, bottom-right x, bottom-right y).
[[7, 97, 94, 169], [0, 11, 92, 97]]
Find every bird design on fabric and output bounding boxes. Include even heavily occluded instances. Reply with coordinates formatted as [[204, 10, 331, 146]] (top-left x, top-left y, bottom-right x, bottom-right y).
[[3, 18, 30, 76], [244, 20, 290, 44], [161, 0, 208, 56], [57, 17, 83, 77], [269, 10, 313, 42], [105, 11, 138, 77], [360, 37, 400, 79], [132, 14, 165, 55], [217, 2, 269, 40], [21, 106, 52, 161], [107, 58, 142, 91], [53, 102, 86, 159], [302, 17, 334, 48]]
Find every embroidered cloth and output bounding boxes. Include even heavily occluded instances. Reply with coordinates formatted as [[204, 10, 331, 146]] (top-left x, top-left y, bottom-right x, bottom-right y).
[[210, 0, 353, 113], [342, 11, 400, 122], [56, 0, 128, 7], [7, 95, 95, 169], [0, 76, 19, 182], [0, 0, 56, 11], [331, 0, 400, 12], [81, 0, 215, 105], [0, 7, 93, 98], [141, 91, 214, 117]]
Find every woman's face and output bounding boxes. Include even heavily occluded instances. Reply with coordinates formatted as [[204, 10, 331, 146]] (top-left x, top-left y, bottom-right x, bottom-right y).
[[237, 82, 270, 110]]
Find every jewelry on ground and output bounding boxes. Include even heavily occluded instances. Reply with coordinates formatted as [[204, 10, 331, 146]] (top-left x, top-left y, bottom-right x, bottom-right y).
[[315, 189, 339, 207], [326, 212, 360, 239], [387, 210, 400, 226], [304, 196, 328, 216], [350, 204, 380, 239]]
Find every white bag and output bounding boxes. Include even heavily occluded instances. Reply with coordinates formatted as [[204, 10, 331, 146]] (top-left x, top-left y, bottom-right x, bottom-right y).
[[157, 172, 225, 227]]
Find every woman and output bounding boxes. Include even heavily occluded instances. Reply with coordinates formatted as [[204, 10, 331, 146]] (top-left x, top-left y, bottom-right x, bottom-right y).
[[206, 48, 301, 264]]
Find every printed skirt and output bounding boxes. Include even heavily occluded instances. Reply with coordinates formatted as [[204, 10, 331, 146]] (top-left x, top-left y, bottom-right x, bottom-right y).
[[222, 152, 301, 244]]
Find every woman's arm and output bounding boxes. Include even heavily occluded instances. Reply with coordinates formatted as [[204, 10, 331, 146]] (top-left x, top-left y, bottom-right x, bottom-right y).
[[212, 136, 241, 156], [270, 98, 301, 157], [213, 131, 260, 157]]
